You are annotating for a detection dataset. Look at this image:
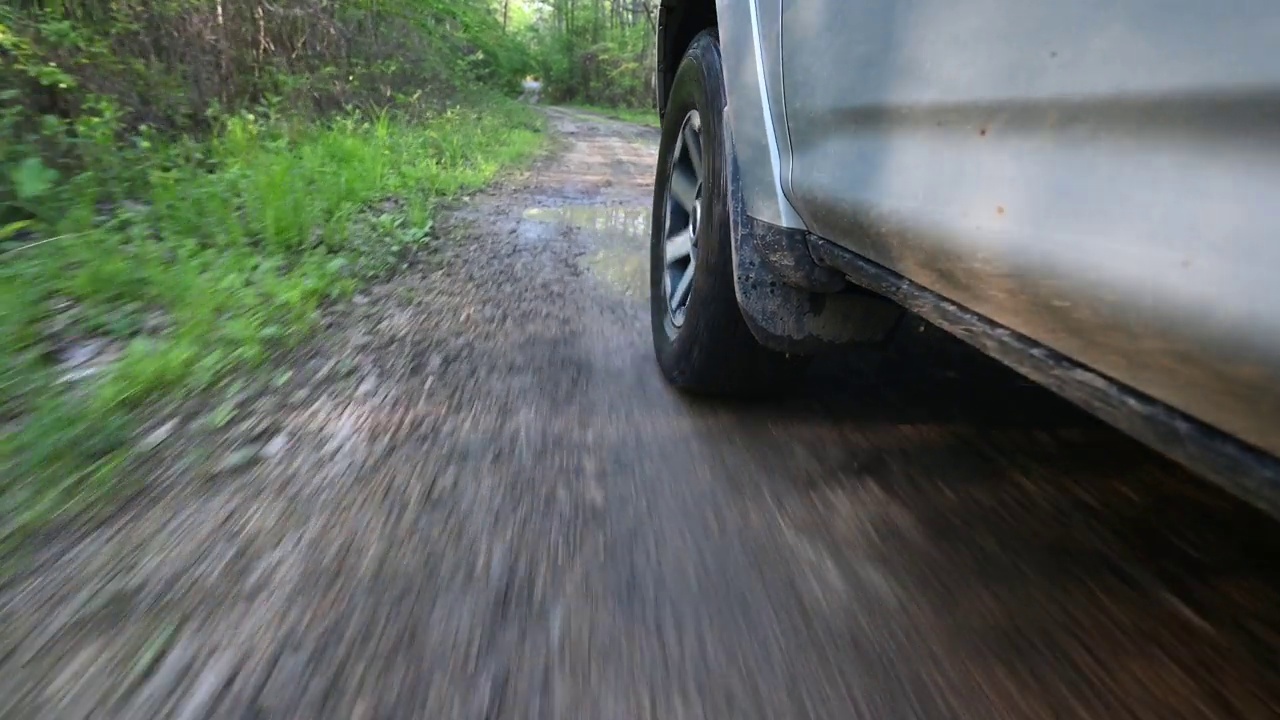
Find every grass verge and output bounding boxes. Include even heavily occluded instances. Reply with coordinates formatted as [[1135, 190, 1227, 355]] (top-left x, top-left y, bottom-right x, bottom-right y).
[[567, 104, 658, 127], [0, 98, 544, 555]]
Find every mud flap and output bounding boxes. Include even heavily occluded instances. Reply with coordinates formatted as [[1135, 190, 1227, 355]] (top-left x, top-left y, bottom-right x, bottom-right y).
[[723, 124, 902, 355]]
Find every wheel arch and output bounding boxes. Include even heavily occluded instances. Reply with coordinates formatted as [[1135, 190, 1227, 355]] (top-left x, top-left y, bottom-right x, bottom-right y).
[[657, 0, 718, 120]]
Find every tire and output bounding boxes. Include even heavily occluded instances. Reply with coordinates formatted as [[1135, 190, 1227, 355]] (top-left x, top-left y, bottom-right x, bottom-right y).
[[650, 30, 807, 395]]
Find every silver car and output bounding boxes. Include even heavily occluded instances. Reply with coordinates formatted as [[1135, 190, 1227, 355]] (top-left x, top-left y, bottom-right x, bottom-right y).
[[649, 1, 1280, 513]]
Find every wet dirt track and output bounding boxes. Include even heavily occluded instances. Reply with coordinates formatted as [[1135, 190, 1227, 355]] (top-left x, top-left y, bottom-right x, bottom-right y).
[[4, 108, 1280, 719]]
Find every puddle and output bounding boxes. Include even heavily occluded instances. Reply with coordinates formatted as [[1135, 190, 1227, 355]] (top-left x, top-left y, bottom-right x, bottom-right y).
[[522, 205, 650, 298], [521, 205, 649, 244], [583, 246, 648, 298]]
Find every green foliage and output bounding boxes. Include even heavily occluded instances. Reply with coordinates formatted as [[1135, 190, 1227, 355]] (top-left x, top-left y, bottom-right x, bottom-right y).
[[0, 0, 549, 560], [521, 0, 655, 109], [0, 95, 543, 554], [570, 103, 657, 127], [8, 157, 58, 202], [0, 0, 534, 134], [428, 0, 535, 93]]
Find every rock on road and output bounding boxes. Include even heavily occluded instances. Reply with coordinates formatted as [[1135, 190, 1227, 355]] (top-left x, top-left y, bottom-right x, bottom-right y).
[[4, 108, 1280, 719]]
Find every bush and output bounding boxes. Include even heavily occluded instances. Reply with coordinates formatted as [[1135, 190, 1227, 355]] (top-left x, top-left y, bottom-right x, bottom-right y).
[[0, 98, 544, 553], [0, 0, 545, 557], [522, 1, 655, 109]]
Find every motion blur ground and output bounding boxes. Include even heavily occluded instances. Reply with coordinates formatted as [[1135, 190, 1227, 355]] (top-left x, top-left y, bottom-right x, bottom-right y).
[[3, 110, 1280, 719]]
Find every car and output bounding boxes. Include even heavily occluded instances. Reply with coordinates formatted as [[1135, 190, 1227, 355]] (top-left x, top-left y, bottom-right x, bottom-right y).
[[648, 0, 1280, 514]]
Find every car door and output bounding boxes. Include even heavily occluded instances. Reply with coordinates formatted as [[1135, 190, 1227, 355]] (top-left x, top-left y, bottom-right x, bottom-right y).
[[779, 0, 1280, 457]]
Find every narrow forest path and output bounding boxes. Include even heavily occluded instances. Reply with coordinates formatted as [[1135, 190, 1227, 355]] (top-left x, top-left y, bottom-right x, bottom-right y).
[[4, 109, 1280, 720]]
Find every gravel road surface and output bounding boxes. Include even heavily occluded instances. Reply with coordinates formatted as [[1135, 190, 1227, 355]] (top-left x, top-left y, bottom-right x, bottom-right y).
[[3, 108, 1280, 719]]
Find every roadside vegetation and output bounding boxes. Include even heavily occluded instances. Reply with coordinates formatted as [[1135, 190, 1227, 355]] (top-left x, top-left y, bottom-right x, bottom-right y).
[[523, 0, 657, 110], [0, 0, 658, 556], [569, 104, 659, 126], [0, 0, 550, 553]]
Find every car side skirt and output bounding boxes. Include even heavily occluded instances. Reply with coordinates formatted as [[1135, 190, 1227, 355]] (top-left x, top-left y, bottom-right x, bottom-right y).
[[808, 236, 1280, 518]]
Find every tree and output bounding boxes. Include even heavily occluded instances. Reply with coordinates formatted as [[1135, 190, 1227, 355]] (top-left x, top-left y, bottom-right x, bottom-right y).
[[522, 0, 655, 107]]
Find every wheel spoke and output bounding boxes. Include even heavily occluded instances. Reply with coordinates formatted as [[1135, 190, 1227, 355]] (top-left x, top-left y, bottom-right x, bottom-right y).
[[670, 165, 698, 212], [664, 227, 693, 264], [683, 124, 704, 182], [660, 110, 705, 327], [671, 260, 695, 309]]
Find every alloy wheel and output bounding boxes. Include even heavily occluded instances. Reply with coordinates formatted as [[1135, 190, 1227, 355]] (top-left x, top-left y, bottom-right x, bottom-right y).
[[661, 110, 704, 328]]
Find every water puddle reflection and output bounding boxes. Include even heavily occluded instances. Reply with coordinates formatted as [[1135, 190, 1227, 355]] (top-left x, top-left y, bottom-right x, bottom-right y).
[[523, 205, 650, 299]]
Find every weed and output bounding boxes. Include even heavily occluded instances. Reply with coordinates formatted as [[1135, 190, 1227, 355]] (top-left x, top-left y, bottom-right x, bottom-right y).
[[568, 104, 658, 127], [0, 98, 545, 554]]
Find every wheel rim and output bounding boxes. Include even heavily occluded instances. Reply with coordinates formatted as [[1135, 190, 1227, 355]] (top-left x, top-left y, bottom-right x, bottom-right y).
[[662, 110, 704, 328]]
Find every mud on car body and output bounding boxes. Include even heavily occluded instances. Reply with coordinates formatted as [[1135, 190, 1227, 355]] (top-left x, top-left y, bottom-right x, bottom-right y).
[[649, 0, 1280, 515]]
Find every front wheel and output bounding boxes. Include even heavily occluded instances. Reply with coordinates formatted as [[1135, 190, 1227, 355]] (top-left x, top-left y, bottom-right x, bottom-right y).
[[649, 30, 807, 395]]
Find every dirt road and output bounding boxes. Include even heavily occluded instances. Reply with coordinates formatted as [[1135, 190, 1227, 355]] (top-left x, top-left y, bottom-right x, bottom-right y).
[[4, 108, 1280, 719]]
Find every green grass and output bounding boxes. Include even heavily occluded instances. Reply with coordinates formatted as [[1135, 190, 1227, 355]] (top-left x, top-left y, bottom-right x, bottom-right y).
[[567, 104, 659, 127], [0, 98, 544, 554]]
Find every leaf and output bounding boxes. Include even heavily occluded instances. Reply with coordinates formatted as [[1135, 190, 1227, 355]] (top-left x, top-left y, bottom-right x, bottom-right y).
[[0, 219, 33, 241], [9, 158, 59, 201]]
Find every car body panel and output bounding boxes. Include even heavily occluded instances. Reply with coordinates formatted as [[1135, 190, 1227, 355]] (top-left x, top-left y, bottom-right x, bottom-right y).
[[778, 0, 1280, 457]]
